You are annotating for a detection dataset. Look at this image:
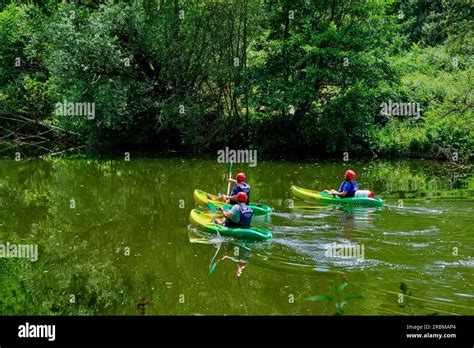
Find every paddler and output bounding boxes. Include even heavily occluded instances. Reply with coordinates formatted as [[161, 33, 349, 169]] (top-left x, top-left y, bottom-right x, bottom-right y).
[[323, 169, 359, 198], [212, 192, 253, 228], [208, 172, 251, 204]]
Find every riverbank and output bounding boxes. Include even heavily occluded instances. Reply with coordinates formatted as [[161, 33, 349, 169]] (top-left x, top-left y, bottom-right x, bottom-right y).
[[1, 142, 473, 164]]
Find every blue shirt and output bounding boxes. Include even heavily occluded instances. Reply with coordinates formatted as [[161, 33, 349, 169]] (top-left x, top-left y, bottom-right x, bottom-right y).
[[338, 180, 358, 198], [231, 183, 251, 201]]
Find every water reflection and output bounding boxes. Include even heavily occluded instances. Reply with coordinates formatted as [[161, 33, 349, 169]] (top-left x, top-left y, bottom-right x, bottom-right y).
[[188, 226, 253, 277], [0, 158, 472, 315], [338, 206, 381, 234], [209, 243, 252, 277]]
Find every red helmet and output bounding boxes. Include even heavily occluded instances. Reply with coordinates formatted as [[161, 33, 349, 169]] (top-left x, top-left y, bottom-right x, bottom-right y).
[[236, 173, 246, 182], [345, 170, 356, 180], [235, 192, 248, 203]]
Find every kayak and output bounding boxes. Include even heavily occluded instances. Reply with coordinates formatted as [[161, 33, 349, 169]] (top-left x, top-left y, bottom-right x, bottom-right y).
[[291, 185, 384, 207], [193, 189, 272, 216], [189, 209, 273, 241]]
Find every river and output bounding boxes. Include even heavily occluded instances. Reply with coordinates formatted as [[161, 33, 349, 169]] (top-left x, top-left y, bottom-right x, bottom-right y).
[[0, 157, 472, 315]]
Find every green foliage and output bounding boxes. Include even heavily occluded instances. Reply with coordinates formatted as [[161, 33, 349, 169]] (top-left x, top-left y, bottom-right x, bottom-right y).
[[0, 4, 50, 118], [244, 0, 396, 156], [373, 45, 473, 160], [0, 260, 30, 314], [0, 0, 472, 159], [306, 282, 364, 316], [391, 0, 473, 50]]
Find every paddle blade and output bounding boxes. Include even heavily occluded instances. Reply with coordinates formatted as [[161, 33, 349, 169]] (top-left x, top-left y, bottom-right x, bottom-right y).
[[208, 262, 218, 275], [208, 201, 230, 212], [207, 201, 218, 212]]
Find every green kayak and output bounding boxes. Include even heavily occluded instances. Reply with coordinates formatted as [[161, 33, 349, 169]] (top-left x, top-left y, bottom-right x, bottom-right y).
[[189, 209, 273, 241], [194, 189, 272, 216], [291, 185, 384, 207]]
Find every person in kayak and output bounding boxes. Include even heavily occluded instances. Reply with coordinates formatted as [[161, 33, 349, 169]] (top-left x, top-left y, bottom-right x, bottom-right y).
[[323, 169, 359, 198], [212, 192, 253, 228], [208, 172, 251, 204]]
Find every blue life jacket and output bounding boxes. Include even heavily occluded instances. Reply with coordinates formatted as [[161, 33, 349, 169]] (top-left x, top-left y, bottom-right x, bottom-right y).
[[339, 180, 359, 198], [231, 183, 251, 203], [225, 203, 253, 229]]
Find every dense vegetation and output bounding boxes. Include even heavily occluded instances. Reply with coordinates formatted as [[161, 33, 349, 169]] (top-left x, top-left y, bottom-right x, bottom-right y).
[[0, 0, 472, 159]]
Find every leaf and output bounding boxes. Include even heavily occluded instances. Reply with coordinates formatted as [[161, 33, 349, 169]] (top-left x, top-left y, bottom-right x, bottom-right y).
[[305, 294, 334, 302], [342, 294, 364, 301], [330, 282, 348, 294]]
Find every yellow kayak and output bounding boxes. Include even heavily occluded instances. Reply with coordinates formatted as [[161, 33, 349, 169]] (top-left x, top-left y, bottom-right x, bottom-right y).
[[189, 209, 273, 241], [193, 189, 272, 215], [291, 185, 384, 207]]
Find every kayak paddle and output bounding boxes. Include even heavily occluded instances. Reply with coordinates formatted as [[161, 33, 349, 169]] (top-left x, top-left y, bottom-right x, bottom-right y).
[[208, 261, 218, 275], [208, 201, 231, 212], [226, 162, 233, 196], [207, 201, 219, 212], [209, 256, 233, 276], [209, 237, 223, 276]]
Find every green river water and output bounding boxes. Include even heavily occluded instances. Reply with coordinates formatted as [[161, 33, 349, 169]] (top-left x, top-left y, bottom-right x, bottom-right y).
[[0, 157, 472, 315]]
